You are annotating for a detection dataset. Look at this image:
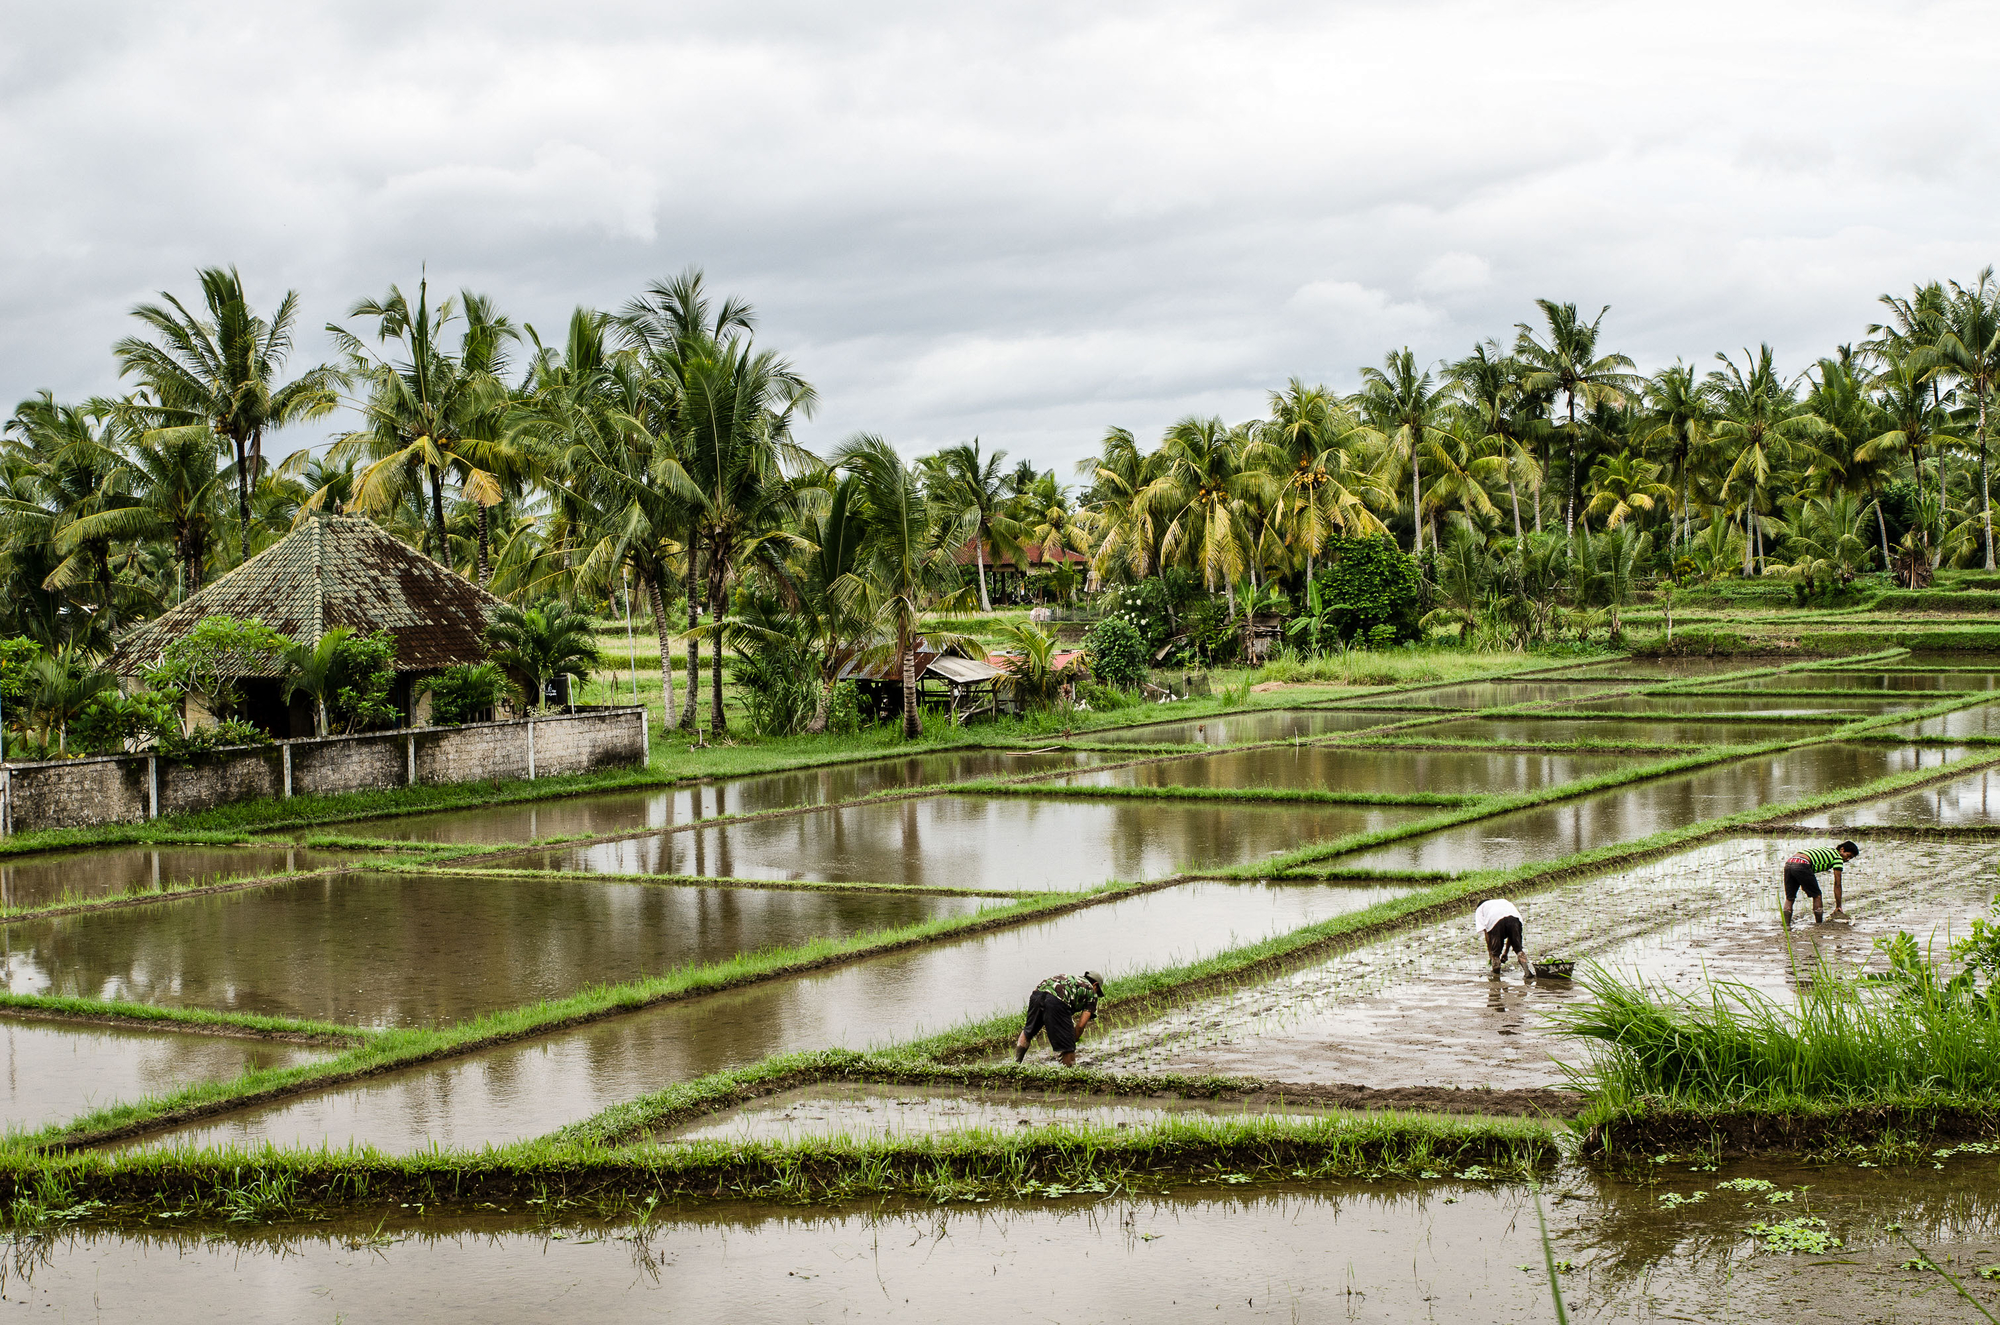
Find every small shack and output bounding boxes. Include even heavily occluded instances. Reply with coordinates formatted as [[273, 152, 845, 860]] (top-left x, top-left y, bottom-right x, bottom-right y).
[[108, 514, 507, 738], [833, 640, 1008, 725]]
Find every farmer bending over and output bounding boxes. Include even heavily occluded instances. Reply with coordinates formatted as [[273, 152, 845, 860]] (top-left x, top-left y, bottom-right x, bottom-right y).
[[1015, 971, 1104, 1066], [1782, 841, 1859, 925], [1473, 898, 1533, 977]]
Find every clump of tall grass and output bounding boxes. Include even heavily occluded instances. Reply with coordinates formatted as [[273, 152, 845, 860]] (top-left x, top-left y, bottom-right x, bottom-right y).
[[1554, 958, 2000, 1109]]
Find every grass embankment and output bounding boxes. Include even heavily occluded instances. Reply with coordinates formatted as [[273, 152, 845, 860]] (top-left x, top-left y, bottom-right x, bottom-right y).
[[0, 1107, 1555, 1223], [1562, 966, 2000, 1158]]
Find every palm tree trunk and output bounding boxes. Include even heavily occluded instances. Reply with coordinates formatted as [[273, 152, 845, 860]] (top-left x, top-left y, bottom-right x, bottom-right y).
[[428, 466, 449, 568], [648, 574, 678, 728], [680, 551, 700, 731], [1981, 390, 1994, 570], [1410, 451, 1423, 555], [708, 554, 728, 739], [1874, 483, 1891, 571], [1742, 504, 1755, 577], [899, 623, 919, 739], [232, 434, 253, 564], [1508, 478, 1523, 543], [975, 537, 991, 613], [477, 503, 492, 587]]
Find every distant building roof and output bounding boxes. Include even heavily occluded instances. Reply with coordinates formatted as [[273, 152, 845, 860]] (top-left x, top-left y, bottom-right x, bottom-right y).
[[108, 514, 506, 678]]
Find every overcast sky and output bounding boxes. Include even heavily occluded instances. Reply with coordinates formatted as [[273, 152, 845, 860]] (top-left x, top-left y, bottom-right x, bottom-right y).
[[3, 0, 1995, 477]]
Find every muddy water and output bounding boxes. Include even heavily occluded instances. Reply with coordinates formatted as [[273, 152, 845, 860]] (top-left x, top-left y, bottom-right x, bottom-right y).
[[1095, 837, 2000, 1090], [0, 845, 358, 911], [1061, 745, 1638, 796], [1735, 670, 1994, 691], [1802, 764, 2000, 827], [658, 1080, 1328, 1143], [0, 1016, 323, 1133], [1329, 743, 1965, 876], [9, 1161, 2000, 1322], [1410, 715, 1807, 746], [1891, 699, 2000, 737], [1565, 692, 1916, 716], [2, 874, 985, 1028], [1075, 708, 1400, 744], [1547, 656, 1770, 678], [126, 882, 1415, 1152], [508, 795, 1427, 891], [1338, 680, 1623, 709], [320, 749, 1102, 844]]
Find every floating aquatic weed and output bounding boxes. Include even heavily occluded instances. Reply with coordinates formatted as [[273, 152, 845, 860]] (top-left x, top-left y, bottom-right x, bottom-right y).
[[1901, 1256, 1938, 1271], [1715, 1178, 1774, 1193], [1979, 1267, 2000, 1281], [1455, 1166, 1494, 1180], [1657, 1191, 1707, 1209], [1746, 1217, 1840, 1254]]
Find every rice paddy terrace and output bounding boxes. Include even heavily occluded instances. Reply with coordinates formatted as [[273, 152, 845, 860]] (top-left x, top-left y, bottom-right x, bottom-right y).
[[7, 647, 2000, 1320]]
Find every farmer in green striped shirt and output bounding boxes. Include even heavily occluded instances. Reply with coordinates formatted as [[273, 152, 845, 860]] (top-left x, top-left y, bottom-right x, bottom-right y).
[[1782, 841, 1858, 925]]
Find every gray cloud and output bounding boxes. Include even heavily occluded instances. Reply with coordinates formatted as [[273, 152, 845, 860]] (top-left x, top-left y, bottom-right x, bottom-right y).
[[3, 0, 1996, 474]]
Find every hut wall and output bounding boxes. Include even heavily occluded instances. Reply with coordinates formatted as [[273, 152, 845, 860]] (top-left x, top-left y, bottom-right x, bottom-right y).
[[0, 707, 648, 832]]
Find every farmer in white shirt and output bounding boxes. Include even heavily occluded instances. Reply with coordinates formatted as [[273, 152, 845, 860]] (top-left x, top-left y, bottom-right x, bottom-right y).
[[1473, 898, 1533, 976]]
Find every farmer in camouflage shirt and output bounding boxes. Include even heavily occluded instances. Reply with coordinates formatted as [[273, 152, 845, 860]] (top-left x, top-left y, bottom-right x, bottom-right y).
[[1014, 972, 1105, 1066]]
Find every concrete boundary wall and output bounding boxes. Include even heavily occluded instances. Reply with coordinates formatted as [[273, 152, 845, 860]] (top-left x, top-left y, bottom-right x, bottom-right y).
[[0, 707, 648, 832]]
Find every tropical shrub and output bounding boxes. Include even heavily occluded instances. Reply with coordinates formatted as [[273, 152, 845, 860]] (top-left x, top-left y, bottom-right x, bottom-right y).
[[326, 629, 399, 733], [1314, 535, 1423, 645], [1178, 599, 1240, 665], [734, 640, 818, 736], [70, 689, 177, 754], [487, 600, 601, 709], [994, 623, 1082, 710], [420, 662, 506, 726], [145, 615, 292, 735], [160, 717, 272, 757], [1082, 616, 1147, 689], [825, 680, 863, 735]]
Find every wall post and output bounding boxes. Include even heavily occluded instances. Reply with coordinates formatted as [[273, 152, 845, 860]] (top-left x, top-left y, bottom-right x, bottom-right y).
[[527, 716, 536, 780], [407, 734, 417, 786], [640, 708, 649, 765], [148, 756, 159, 820], [282, 744, 292, 799]]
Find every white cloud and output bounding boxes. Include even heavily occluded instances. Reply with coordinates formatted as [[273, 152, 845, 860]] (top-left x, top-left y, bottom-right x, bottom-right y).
[[1416, 252, 1491, 295], [2, 0, 1999, 473]]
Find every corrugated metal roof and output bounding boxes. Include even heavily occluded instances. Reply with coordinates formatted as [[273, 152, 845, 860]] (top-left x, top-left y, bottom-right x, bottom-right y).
[[928, 655, 1005, 683], [108, 515, 507, 677]]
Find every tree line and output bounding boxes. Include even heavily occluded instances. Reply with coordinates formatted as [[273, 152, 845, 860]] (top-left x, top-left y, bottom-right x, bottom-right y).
[[5, 262, 1997, 742]]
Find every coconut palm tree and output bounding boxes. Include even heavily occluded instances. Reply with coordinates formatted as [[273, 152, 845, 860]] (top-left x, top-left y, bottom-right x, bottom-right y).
[[1858, 352, 1956, 568], [1639, 363, 1715, 551], [280, 627, 354, 737], [676, 337, 817, 737], [1448, 344, 1544, 542], [1352, 349, 1455, 556], [329, 278, 518, 564], [1512, 301, 1639, 535], [1253, 378, 1383, 578], [57, 399, 226, 599], [923, 439, 1020, 612], [1708, 346, 1827, 575], [1582, 453, 1674, 530], [1146, 415, 1271, 605], [1802, 353, 1895, 569], [1931, 268, 2000, 568], [1, 393, 141, 635], [113, 267, 342, 563], [831, 434, 975, 739]]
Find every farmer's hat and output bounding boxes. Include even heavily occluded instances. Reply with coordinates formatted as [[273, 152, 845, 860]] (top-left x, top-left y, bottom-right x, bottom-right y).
[[1084, 971, 1105, 993]]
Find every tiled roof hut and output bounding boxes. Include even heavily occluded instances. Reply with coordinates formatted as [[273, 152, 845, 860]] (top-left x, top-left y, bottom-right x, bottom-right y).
[[108, 514, 506, 737]]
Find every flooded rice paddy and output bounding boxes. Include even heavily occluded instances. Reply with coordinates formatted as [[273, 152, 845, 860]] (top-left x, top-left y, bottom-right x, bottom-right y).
[[0, 1016, 324, 1133], [1, 873, 987, 1027], [1802, 762, 2000, 827], [657, 1080, 1328, 1143], [508, 794, 1427, 889], [320, 748, 1104, 844], [1892, 699, 2000, 737], [125, 882, 1415, 1152], [1731, 670, 1996, 691], [0, 844, 359, 911], [1565, 692, 1919, 716], [1060, 744, 1640, 795], [8, 1160, 2000, 1321], [1073, 707, 1401, 744], [1091, 836, 2000, 1089], [1408, 715, 1808, 746], [1331, 742, 1967, 873], [1335, 679, 1623, 708]]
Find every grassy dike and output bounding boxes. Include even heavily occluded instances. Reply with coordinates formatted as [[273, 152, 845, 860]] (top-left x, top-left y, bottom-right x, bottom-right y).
[[0, 1108, 1558, 1224]]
